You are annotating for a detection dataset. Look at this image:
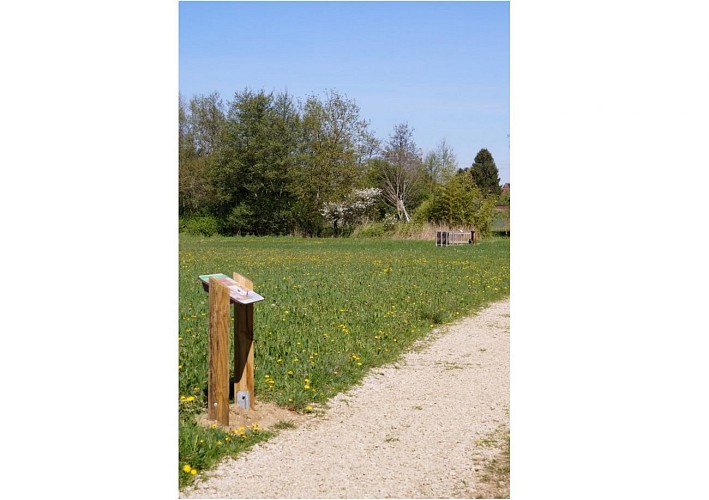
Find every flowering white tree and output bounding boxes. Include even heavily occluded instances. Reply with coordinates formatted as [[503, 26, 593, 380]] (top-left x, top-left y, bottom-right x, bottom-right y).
[[321, 188, 382, 234]]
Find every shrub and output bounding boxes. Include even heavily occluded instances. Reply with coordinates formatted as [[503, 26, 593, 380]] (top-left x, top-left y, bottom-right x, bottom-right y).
[[413, 198, 434, 223], [321, 188, 382, 235], [472, 196, 497, 237], [381, 213, 398, 231], [222, 203, 254, 235], [353, 222, 386, 238], [180, 216, 220, 236], [419, 173, 498, 237]]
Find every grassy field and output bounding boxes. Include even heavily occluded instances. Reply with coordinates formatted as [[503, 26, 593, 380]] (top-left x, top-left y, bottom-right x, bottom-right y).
[[178, 234, 510, 487]]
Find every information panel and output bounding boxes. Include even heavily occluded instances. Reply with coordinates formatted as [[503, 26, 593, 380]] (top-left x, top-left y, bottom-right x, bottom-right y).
[[198, 273, 265, 304]]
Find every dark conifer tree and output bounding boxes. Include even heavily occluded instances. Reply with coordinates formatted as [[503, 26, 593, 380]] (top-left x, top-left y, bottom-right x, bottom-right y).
[[470, 148, 502, 197]]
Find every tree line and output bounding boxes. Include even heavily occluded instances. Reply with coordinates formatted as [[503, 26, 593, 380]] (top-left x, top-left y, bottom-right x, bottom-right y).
[[179, 89, 504, 237]]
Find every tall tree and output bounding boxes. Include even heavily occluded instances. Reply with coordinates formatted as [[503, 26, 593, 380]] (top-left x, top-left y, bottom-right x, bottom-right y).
[[470, 148, 502, 197], [424, 139, 457, 185], [188, 92, 226, 156], [179, 93, 225, 216], [212, 89, 300, 235], [379, 122, 424, 222], [294, 90, 376, 234]]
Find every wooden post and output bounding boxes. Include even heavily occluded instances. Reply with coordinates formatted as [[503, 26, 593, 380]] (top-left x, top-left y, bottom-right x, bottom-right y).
[[232, 272, 253, 292], [208, 277, 230, 426], [233, 273, 255, 410]]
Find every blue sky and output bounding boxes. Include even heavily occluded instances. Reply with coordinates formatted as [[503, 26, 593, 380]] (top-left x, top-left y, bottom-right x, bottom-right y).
[[180, 1, 510, 183]]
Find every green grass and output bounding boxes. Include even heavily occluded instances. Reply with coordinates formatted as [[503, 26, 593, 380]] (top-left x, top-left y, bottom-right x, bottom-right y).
[[179, 421, 273, 489], [178, 234, 509, 488], [273, 420, 296, 430]]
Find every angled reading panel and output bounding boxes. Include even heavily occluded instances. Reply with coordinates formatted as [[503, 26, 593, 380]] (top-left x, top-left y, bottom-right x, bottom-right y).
[[198, 273, 264, 304]]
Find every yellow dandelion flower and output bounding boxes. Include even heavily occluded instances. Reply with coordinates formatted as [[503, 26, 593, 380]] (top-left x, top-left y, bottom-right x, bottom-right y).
[[304, 385, 310, 389], [191, 469, 197, 475], [185, 396, 195, 402], [305, 405, 313, 411], [183, 464, 191, 473]]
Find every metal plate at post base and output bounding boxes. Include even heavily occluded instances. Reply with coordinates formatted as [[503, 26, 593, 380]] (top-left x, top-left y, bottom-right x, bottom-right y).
[[237, 390, 250, 410]]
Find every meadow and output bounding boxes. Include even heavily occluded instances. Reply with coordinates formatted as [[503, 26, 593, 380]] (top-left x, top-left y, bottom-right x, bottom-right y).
[[178, 234, 510, 487]]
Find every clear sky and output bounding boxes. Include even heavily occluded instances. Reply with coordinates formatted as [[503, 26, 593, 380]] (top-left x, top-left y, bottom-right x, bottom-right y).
[[179, 1, 510, 184]]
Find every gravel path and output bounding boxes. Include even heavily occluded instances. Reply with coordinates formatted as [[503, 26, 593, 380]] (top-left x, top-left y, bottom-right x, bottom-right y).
[[181, 298, 510, 499]]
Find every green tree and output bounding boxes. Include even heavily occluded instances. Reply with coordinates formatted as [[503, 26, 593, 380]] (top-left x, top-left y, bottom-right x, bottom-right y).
[[470, 148, 502, 197], [188, 92, 226, 156], [179, 93, 225, 216], [212, 89, 300, 235], [423, 172, 497, 236], [179, 94, 196, 215], [430, 173, 476, 226], [424, 139, 457, 185], [293, 90, 376, 234]]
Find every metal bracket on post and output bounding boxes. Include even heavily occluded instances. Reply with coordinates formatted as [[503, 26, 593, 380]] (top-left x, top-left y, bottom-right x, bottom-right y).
[[236, 391, 250, 410]]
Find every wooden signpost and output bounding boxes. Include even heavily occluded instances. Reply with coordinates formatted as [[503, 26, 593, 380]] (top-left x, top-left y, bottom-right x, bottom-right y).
[[198, 272, 264, 426]]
